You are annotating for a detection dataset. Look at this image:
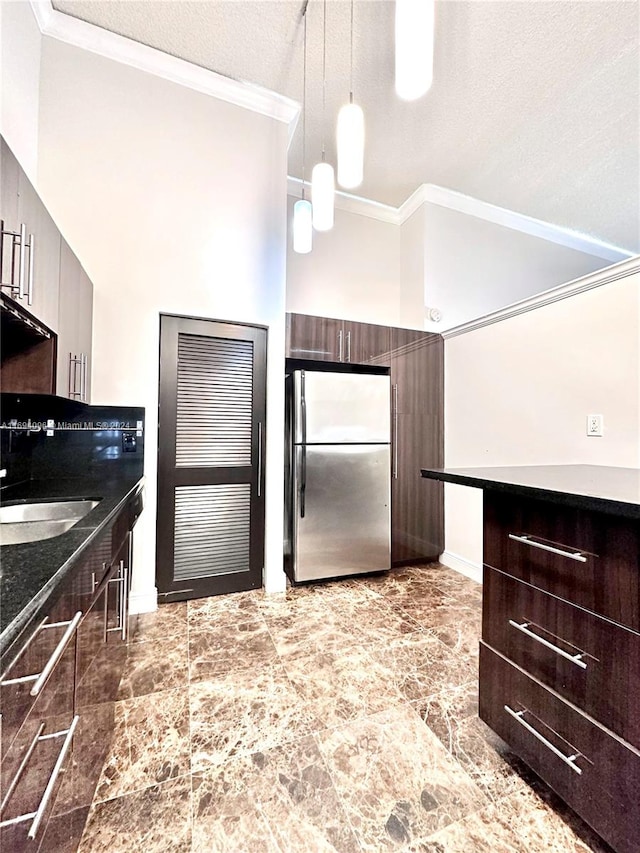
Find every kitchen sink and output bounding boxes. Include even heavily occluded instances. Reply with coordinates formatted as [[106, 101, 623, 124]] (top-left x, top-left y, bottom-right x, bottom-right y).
[[0, 499, 100, 545]]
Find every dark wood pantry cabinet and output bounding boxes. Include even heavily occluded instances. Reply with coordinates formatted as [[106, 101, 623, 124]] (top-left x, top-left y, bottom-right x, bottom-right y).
[[285, 312, 444, 565]]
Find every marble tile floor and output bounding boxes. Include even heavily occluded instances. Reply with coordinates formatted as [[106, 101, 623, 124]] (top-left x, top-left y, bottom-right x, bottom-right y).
[[78, 564, 613, 852]]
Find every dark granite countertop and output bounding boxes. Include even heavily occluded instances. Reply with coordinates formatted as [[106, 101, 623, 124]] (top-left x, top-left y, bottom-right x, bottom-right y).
[[0, 474, 144, 655], [420, 464, 640, 519]]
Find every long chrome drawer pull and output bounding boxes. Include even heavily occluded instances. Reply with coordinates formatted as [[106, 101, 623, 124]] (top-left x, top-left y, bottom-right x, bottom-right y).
[[0, 614, 82, 690], [28, 715, 80, 838], [30, 612, 82, 696], [508, 533, 587, 562], [0, 723, 46, 813], [504, 705, 582, 774], [508, 620, 588, 669], [0, 716, 79, 837]]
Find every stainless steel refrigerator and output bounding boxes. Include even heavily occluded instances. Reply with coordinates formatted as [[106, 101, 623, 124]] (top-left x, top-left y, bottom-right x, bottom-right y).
[[284, 369, 391, 582]]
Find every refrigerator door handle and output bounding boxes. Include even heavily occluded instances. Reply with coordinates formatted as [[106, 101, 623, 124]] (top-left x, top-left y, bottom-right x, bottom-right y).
[[300, 444, 306, 518]]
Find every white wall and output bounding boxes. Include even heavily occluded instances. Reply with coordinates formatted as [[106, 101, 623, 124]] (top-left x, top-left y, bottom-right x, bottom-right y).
[[443, 271, 640, 573], [36, 37, 290, 607], [0, 0, 42, 180], [286, 197, 408, 326], [399, 204, 427, 329], [423, 203, 613, 333]]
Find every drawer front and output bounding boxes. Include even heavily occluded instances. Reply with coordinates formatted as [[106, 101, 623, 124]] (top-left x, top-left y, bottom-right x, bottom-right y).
[[0, 580, 78, 760], [484, 492, 640, 630], [483, 567, 640, 747], [0, 642, 77, 852], [479, 643, 640, 853]]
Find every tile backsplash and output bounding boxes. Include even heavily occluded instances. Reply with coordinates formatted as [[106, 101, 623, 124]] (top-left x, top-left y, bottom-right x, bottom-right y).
[[0, 393, 145, 490]]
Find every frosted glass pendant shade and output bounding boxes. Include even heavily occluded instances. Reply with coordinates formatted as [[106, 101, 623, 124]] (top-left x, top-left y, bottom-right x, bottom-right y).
[[311, 162, 335, 231], [395, 0, 434, 101], [293, 199, 313, 254], [337, 102, 364, 189]]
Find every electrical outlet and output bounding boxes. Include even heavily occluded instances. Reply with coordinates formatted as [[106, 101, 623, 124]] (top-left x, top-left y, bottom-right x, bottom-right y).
[[587, 414, 603, 436]]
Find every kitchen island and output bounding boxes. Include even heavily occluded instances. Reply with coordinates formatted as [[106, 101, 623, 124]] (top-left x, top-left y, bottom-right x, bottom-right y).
[[421, 464, 640, 853]]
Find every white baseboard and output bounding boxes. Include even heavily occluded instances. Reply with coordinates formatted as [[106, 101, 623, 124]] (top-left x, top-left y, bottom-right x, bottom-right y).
[[440, 551, 483, 585], [129, 588, 158, 615]]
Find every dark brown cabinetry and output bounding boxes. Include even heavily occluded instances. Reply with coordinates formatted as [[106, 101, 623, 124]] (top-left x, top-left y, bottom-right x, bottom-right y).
[[56, 239, 93, 402], [480, 491, 640, 853], [390, 328, 443, 563], [285, 312, 444, 565], [1, 136, 93, 400], [0, 489, 140, 852], [286, 314, 392, 366]]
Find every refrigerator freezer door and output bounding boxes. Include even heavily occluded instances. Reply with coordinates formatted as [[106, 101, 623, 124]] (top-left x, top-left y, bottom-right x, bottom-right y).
[[292, 444, 391, 581], [293, 371, 390, 444]]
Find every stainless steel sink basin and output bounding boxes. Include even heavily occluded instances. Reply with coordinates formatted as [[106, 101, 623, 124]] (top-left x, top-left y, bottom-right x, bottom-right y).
[[0, 500, 100, 545]]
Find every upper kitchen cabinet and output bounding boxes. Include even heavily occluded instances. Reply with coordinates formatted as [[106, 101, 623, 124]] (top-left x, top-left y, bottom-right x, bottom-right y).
[[343, 320, 391, 366], [1, 138, 60, 331], [16, 166, 61, 332], [286, 313, 391, 365], [57, 239, 93, 402], [286, 313, 342, 361], [390, 328, 443, 415], [0, 139, 19, 234]]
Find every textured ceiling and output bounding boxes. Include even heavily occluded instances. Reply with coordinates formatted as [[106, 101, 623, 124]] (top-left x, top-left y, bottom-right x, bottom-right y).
[[52, 1, 640, 252]]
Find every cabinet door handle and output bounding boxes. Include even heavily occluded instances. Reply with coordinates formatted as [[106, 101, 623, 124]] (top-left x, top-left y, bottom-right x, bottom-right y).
[[508, 533, 587, 562], [392, 384, 398, 480], [30, 612, 82, 696], [346, 330, 351, 362], [81, 353, 86, 402], [0, 613, 83, 698], [106, 562, 127, 639], [257, 421, 263, 498], [18, 223, 27, 300], [0, 716, 80, 838], [28, 716, 79, 837], [508, 620, 587, 669], [504, 705, 583, 774], [120, 561, 129, 641], [27, 231, 34, 306], [338, 329, 344, 362]]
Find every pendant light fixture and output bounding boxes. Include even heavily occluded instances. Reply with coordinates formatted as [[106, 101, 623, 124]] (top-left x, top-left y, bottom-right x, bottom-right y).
[[395, 0, 435, 101], [311, 0, 335, 231], [337, 0, 364, 189], [293, 2, 312, 254]]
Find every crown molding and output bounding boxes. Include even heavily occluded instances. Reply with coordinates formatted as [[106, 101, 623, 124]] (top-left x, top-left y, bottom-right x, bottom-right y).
[[287, 177, 399, 224], [411, 184, 634, 263], [441, 255, 640, 339], [29, 1, 300, 142], [287, 175, 633, 262]]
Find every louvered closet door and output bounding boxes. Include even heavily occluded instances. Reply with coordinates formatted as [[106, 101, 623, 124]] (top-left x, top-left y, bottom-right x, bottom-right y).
[[156, 315, 267, 601]]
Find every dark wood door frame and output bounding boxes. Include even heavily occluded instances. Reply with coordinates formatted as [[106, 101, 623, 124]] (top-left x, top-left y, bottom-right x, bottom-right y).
[[156, 313, 267, 602]]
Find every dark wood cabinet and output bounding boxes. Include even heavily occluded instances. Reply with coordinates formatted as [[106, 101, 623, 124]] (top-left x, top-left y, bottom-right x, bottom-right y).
[[286, 313, 392, 366], [480, 643, 640, 853], [480, 490, 640, 853], [56, 239, 93, 402], [285, 312, 444, 567], [343, 320, 391, 366], [1, 135, 94, 399], [286, 313, 341, 361], [390, 330, 443, 564], [0, 487, 142, 852]]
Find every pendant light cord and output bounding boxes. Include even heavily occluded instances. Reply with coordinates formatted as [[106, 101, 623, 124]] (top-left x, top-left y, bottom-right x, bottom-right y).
[[349, 0, 354, 103], [321, 0, 327, 162], [302, 2, 308, 199]]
